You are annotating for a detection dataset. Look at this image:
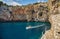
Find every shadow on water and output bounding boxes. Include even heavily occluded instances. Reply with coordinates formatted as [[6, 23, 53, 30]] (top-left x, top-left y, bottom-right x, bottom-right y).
[[0, 22, 51, 39]]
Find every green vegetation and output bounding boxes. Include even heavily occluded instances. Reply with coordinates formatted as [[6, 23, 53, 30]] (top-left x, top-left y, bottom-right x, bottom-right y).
[[0, 1, 3, 6], [0, 1, 8, 7], [33, 2, 39, 5]]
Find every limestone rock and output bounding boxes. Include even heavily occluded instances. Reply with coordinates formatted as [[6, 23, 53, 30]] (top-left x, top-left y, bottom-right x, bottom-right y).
[[41, 14, 60, 39], [11, 3, 48, 22], [0, 6, 11, 21]]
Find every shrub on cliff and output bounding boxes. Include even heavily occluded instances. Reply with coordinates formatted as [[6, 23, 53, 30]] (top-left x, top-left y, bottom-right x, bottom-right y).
[[0, 1, 8, 7], [0, 1, 3, 6]]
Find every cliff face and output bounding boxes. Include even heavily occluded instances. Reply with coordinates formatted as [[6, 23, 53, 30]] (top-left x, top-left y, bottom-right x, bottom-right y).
[[0, 2, 49, 22], [41, 14, 60, 39], [41, 0, 60, 39], [11, 3, 48, 22], [0, 6, 11, 21], [48, 0, 60, 16]]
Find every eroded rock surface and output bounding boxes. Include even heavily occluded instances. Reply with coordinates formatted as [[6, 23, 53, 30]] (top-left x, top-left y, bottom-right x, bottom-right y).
[[41, 14, 60, 39], [41, 0, 60, 39], [0, 6, 11, 21], [0, 2, 49, 22]]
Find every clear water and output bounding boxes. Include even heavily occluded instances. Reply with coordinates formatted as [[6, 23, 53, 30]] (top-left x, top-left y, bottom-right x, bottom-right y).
[[0, 22, 51, 39]]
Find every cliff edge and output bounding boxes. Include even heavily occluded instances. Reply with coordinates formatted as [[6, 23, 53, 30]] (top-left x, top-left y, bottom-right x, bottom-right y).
[[0, 1, 49, 22], [41, 14, 60, 39], [41, 0, 60, 39]]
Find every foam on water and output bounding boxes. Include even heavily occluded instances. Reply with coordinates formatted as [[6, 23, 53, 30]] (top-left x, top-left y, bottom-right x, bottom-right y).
[[26, 24, 45, 30]]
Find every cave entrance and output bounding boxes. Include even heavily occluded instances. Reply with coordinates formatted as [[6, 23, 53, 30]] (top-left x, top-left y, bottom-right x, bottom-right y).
[[39, 12, 43, 16]]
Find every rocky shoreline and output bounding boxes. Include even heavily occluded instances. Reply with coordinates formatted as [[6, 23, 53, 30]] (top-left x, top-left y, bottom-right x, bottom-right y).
[[41, 14, 60, 39], [41, 0, 60, 39]]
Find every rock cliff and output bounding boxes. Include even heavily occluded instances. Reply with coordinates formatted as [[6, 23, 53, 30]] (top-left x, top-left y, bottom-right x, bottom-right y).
[[0, 1, 49, 22], [41, 14, 60, 39], [41, 0, 60, 39], [0, 6, 11, 21]]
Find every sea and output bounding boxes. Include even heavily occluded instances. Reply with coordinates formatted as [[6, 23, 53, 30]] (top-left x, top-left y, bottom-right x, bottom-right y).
[[0, 22, 51, 39]]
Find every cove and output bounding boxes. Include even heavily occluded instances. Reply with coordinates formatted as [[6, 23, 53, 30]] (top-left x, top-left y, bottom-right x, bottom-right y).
[[0, 22, 51, 39]]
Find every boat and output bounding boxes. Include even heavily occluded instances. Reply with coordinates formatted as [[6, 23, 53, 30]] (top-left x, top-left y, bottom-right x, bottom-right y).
[[26, 24, 45, 30], [26, 26, 32, 29]]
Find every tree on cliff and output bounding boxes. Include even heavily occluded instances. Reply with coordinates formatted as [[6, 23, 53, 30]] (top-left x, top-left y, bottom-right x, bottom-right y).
[[0, 1, 3, 6], [0, 1, 8, 7]]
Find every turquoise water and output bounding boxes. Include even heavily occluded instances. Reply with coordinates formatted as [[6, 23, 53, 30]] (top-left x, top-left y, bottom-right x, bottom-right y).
[[0, 22, 50, 39]]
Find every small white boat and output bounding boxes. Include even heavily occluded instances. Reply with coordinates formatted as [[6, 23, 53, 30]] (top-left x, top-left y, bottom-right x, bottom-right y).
[[26, 26, 32, 29], [26, 24, 45, 30]]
